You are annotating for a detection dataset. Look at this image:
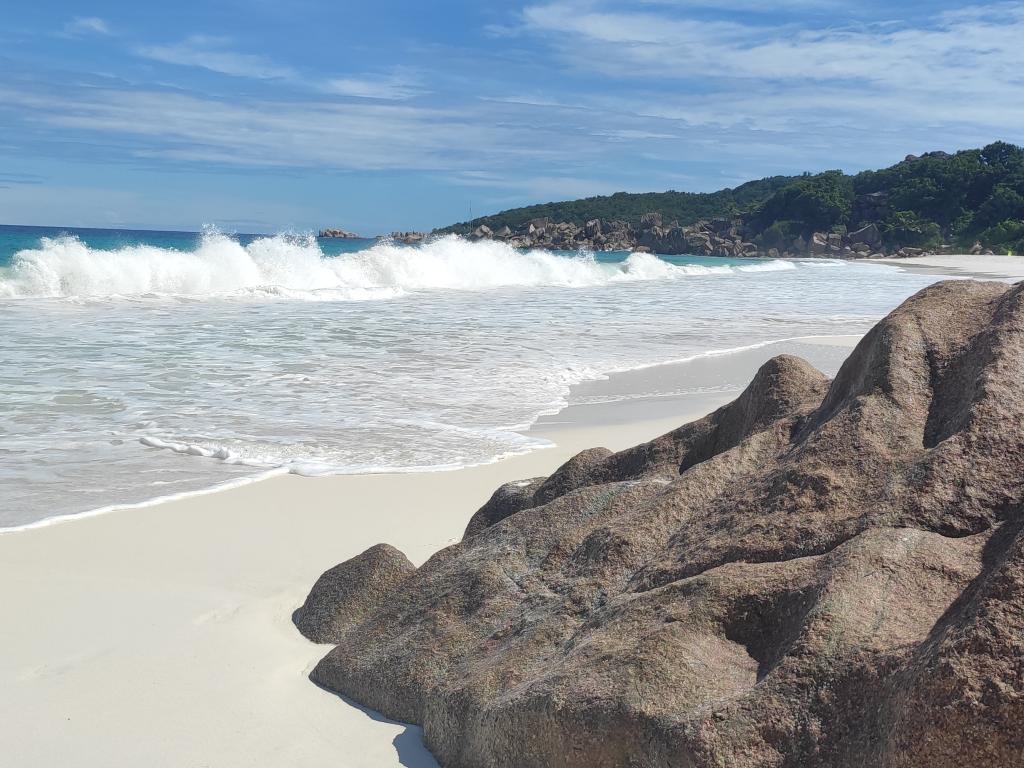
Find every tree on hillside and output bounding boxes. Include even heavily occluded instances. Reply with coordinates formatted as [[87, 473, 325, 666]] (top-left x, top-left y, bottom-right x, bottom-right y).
[[754, 171, 854, 235]]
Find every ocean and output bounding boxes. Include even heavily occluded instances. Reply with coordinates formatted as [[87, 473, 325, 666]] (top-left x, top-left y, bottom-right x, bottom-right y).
[[0, 224, 943, 528]]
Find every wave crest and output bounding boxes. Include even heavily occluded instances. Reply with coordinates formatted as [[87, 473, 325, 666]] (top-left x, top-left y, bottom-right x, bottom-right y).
[[0, 232, 796, 300]]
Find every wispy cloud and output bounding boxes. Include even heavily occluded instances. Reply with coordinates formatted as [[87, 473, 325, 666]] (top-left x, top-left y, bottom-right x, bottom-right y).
[[61, 17, 112, 37], [0, 85, 550, 172], [136, 36, 427, 101], [520, 1, 1024, 88], [516, 1, 1024, 137], [637, 0, 845, 9], [0, 172, 44, 185], [136, 35, 296, 80], [323, 68, 426, 100], [0, 171, 45, 189]]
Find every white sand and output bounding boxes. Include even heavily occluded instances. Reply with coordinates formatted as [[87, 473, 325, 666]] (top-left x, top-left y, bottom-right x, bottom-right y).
[[877, 253, 1024, 280], [0, 339, 857, 767]]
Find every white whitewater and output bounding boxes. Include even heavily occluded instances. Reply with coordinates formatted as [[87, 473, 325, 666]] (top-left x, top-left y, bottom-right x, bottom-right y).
[[0, 233, 940, 527], [0, 232, 793, 299]]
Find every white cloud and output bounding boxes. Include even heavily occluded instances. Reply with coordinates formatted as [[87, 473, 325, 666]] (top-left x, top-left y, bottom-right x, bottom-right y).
[[638, 0, 843, 9], [516, 1, 1024, 142], [136, 38, 427, 101], [520, 1, 1024, 92], [323, 68, 426, 100], [62, 17, 112, 37], [136, 35, 296, 80], [0, 84, 580, 172]]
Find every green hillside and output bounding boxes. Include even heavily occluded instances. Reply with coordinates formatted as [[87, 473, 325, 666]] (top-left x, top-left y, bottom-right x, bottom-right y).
[[440, 142, 1024, 254], [850, 143, 1024, 251], [439, 176, 796, 234]]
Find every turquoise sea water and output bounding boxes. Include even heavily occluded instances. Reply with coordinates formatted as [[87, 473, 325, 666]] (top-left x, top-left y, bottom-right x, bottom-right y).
[[0, 224, 946, 527], [0, 223, 758, 272], [0, 224, 372, 266]]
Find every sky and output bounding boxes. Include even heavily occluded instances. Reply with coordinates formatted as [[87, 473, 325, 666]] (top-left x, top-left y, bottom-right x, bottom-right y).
[[1, 1, 1023, 234]]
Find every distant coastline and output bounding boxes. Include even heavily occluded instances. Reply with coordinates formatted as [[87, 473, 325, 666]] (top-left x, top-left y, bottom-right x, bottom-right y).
[[438, 143, 1024, 259]]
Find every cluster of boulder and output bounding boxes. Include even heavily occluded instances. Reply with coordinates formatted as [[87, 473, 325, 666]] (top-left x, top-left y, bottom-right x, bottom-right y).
[[466, 217, 636, 251], [377, 214, 999, 258], [297, 280, 1024, 767], [317, 228, 363, 239], [388, 230, 430, 245], [460, 213, 949, 259]]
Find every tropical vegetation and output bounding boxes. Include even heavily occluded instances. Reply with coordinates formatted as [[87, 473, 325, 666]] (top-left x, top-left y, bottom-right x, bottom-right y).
[[441, 142, 1024, 254]]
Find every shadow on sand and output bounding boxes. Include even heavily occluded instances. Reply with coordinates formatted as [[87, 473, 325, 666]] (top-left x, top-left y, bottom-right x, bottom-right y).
[[312, 680, 440, 768]]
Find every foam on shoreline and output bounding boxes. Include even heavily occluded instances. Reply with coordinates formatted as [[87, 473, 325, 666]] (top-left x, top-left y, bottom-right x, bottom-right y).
[[0, 334, 860, 535], [0, 468, 288, 535]]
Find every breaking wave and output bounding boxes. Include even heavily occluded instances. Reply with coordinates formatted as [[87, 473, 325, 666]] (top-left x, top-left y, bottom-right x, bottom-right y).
[[0, 232, 800, 300]]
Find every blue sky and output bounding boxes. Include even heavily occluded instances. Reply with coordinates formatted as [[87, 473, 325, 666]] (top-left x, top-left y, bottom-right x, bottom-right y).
[[2, 1, 1023, 233]]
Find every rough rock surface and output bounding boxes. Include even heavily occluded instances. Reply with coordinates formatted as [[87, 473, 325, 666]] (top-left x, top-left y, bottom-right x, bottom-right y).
[[318, 228, 363, 239], [299, 280, 1024, 767], [463, 477, 546, 539], [294, 543, 415, 644], [388, 230, 430, 245], [447, 209, 943, 259]]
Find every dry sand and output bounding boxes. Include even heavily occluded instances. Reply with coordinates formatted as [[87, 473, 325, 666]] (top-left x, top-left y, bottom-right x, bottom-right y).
[[0, 338, 857, 768], [877, 253, 1024, 281]]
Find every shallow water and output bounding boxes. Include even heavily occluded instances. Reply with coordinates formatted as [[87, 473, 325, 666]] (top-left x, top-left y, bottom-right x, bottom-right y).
[[0, 227, 943, 527]]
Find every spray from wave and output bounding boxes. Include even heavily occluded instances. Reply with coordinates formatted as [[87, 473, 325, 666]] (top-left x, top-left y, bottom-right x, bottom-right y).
[[0, 231, 797, 300]]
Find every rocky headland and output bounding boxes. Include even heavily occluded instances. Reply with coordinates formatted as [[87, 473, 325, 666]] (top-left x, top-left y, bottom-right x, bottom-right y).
[[458, 210, 995, 259], [297, 279, 1024, 767], [438, 144, 1024, 258]]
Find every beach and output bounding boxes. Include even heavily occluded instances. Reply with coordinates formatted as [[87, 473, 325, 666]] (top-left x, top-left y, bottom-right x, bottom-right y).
[[2, 255, 1022, 767], [878, 253, 1024, 280], [0, 337, 857, 768], [5, 4, 1023, 761]]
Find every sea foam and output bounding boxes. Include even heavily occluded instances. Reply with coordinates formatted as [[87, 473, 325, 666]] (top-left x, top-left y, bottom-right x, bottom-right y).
[[0, 232, 795, 300], [0, 229, 938, 530]]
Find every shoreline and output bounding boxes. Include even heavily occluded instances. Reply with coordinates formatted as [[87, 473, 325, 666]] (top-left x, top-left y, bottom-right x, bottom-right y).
[[0, 333, 863, 536], [874, 253, 1024, 281], [0, 335, 861, 768], [3, 254, 1020, 768]]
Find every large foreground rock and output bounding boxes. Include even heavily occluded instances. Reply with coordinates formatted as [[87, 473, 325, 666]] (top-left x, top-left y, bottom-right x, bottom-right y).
[[298, 280, 1024, 767]]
